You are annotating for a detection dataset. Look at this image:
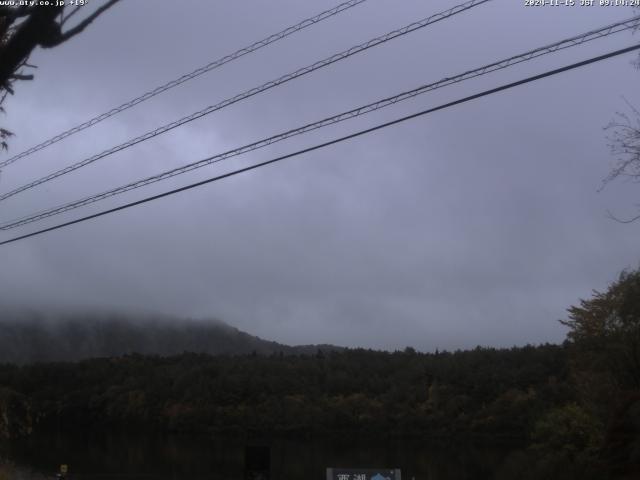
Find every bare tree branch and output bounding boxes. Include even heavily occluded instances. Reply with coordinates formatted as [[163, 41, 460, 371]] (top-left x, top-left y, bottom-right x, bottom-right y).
[[9, 73, 33, 81], [606, 209, 640, 224], [60, 5, 83, 27], [602, 97, 640, 222], [51, 0, 122, 46]]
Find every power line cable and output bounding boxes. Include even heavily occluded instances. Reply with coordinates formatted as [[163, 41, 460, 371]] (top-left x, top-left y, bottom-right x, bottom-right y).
[[2, 15, 638, 231], [0, 0, 370, 169], [1, 43, 638, 247], [0, 0, 491, 202]]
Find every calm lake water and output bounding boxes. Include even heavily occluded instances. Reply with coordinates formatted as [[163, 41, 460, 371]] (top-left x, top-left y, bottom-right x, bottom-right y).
[[1, 432, 522, 480]]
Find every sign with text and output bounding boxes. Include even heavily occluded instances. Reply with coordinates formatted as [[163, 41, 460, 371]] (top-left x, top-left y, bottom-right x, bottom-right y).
[[326, 468, 401, 480]]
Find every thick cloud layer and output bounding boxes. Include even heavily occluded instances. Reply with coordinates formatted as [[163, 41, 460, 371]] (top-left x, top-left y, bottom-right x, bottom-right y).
[[1, 0, 639, 350]]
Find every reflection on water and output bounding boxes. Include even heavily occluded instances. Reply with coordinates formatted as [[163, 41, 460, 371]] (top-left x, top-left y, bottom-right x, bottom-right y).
[[1, 431, 519, 480]]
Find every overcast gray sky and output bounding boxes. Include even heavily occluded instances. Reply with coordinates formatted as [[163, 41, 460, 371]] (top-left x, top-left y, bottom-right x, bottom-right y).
[[1, 0, 639, 351]]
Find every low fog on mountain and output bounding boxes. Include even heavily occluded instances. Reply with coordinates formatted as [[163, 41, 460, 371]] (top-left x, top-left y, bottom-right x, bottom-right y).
[[1, 0, 639, 352], [0, 307, 342, 364], [1, 1, 639, 478]]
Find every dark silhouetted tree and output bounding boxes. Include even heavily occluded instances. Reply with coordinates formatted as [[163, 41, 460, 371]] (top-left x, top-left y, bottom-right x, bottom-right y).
[[0, 1, 121, 150]]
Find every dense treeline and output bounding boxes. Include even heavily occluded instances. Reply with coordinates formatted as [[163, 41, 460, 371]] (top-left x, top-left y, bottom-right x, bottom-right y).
[[0, 344, 570, 438], [0, 267, 639, 478]]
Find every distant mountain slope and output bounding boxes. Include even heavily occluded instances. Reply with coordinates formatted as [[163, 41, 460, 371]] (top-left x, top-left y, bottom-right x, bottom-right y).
[[0, 308, 340, 363]]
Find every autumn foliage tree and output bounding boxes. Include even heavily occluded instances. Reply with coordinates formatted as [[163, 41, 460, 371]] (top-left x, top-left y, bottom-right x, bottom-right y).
[[561, 267, 640, 475], [562, 268, 640, 394]]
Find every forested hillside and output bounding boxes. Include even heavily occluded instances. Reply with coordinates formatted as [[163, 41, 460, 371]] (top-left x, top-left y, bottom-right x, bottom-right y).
[[0, 345, 570, 437], [0, 309, 338, 363], [0, 268, 638, 479]]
